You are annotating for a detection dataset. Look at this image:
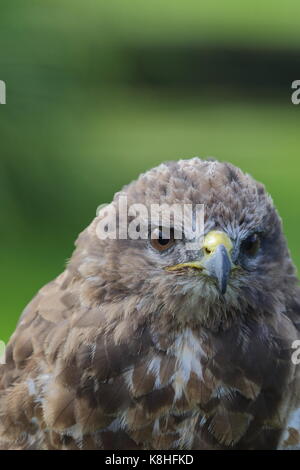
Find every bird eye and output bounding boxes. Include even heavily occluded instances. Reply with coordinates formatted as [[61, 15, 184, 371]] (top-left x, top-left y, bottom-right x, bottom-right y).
[[150, 227, 175, 252], [241, 233, 261, 256]]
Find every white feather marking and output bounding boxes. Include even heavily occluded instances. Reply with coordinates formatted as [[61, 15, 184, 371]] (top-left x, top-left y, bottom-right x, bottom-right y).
[[172, 411, 200, 449], [123, 368, 134, 393], [35, 373, 52, 404], [26, 379, 37, 396], [90, 343, 97, 362], [105, 416, 125, 432], [153, 418, 160, 435], [212, 385, 236, 400], [148, 356, 162, 389], [64, 424, 83, 442], [118, 411, 129, 430], [87, 276, 101, 284], [170, 329, 205, 400]]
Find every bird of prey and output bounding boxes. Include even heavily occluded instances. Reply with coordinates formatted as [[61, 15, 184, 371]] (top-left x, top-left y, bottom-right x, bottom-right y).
[[0, 158, 299, 450]]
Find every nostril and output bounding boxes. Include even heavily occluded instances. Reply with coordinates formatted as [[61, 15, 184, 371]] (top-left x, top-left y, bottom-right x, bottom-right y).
[[204, 247, 211, 255]]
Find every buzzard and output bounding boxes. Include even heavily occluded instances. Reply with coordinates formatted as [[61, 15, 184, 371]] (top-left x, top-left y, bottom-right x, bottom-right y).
[[0, 158, 299, 450]]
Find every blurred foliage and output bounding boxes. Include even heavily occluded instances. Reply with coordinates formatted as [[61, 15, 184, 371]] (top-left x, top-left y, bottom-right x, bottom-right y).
[[0, 1, 300, 341]]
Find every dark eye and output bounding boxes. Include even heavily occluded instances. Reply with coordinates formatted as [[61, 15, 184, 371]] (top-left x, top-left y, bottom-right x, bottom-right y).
[[150, 227, 175, 252], [241, 233, 261, 256]]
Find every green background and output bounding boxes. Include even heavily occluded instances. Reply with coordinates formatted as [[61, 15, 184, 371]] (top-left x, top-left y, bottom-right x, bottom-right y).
[[1, 1, 300, 342]]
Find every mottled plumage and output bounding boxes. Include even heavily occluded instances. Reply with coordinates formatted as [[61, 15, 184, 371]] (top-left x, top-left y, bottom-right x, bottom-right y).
[[0, 158, 299, 449]]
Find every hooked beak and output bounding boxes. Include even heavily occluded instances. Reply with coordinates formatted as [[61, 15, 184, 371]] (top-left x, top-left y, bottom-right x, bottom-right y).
[[165, 230, 234, 294], [202, 243, 232, 294]]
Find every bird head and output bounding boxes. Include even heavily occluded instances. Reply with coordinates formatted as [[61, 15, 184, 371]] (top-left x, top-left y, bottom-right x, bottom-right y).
[[72, 158, 298, 332]]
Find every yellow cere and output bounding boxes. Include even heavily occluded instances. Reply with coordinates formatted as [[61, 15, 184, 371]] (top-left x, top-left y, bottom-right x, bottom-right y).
[[203, 231, 233, 254]]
